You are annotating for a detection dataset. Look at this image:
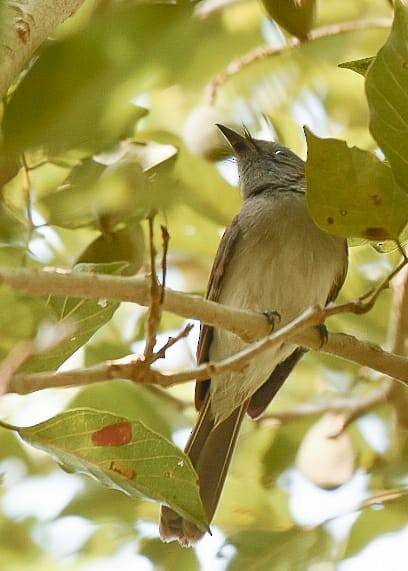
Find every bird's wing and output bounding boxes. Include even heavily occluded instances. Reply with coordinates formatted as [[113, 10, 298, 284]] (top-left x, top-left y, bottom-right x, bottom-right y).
[[194, 215, 241, 410], [326, 239, 348, 304]]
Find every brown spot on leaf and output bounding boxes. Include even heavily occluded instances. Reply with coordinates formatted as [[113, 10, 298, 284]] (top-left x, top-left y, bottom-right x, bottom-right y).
[[364, 227, 390, 240], [109, 461, 135, 480], [327, 217, 334, 225], [92, 422, 132, 446], [369, 193, 382, 206]]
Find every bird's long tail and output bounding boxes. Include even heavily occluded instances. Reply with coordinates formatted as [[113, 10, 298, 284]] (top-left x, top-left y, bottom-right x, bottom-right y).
[[159, 396, 247, 546]]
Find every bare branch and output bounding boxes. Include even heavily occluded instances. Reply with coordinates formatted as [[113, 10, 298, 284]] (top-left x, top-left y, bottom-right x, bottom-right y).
[[144, 214, 162, 360], [205, 18, 392, 104], [1, 266, 408, 386], [151, 323, 194, 364], [259, 382, 391, 428], [160, 224, 170, 304], [8, 303, 408, 395]]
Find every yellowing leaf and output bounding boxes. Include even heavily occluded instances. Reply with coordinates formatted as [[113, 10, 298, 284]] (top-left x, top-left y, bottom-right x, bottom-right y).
[[305, 129, 408, 241]]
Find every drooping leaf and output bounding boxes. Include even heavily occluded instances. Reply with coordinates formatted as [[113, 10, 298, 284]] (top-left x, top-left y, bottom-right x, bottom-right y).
[[38, 141, 178, 230], [366, 0, 408, 193], [76, 221, 145, 276], [261, 0, 316, 40], [37, 154, 145, 229], [305, 129, 408, 241], [0, 408, 208, 531]]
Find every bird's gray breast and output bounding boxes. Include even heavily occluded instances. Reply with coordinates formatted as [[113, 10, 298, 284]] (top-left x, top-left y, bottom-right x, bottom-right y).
[[209, 189, 346, 422]]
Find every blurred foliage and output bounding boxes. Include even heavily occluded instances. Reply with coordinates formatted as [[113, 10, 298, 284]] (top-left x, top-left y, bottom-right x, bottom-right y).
[[0, 0, 408, 570]]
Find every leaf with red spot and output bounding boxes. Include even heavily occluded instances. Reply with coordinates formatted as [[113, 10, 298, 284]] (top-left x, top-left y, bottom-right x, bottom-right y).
[[92, 422, 133, 446], [0, 408, 207, 531]]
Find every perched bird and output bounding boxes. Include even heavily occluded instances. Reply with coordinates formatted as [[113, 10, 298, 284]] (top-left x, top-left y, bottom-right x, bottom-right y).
[[160, 125, 348, 546]]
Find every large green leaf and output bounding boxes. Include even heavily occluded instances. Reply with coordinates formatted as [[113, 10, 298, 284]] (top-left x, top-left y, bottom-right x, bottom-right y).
[[0, 408, 208, 531], [366, 0, 408, 193], [67, 381, 180, 440], [305, 129, 408, 241], [2, 4, 188, 157]]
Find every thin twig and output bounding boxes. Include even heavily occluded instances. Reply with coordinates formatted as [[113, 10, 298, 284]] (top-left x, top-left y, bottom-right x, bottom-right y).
[[0, 321, 76, 395], [258, 381, 391, 429], [151, 323, 194, 364], [160, 224, 170, 304], [0, 341, 37, 396], [144, 213, 162, 360], [324, 255, 408, 318], [205, 18, 391, 104]]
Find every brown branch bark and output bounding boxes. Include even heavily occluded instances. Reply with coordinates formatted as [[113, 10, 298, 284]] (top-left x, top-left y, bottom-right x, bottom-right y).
[[2, 266, 408, 394], [205, 18, 391, 104]]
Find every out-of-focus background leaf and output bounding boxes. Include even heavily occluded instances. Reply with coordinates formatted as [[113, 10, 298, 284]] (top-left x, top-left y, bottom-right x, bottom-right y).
[[0, 0, 408, 570]]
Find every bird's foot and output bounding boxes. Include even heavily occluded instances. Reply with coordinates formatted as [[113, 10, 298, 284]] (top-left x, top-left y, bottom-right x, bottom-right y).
[[262, 310, 281, 332], [317, 323, 329, 348]]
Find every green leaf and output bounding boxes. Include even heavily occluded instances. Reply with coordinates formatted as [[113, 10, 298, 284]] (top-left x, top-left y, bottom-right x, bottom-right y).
[[37, 155, 145, 229], [305, 129, 408, 241], [339, 57, 375, 77], [2, 2, 170, 157], [139, 537, 200, 571], [0, 288, 52, 362], [226, 527, 332, 571], [20, 263, 124, 374], [67, 380, 178, 440], [0, 408, 208, 531], [261, 418, 315, 487], [366, 0, 408, 193], [345, 495, 408, 558], [76, 221, 145, 276]]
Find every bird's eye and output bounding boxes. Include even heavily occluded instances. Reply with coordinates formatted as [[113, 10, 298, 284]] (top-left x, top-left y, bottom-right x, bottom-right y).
[[275, 149, 283, 156]]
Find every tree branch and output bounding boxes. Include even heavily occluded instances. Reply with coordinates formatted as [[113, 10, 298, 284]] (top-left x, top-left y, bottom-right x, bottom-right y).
[[205, 18, 392, 104], [258, 382, 391, 427], [1, 0, 86, 100], [2, 266, 408, 393]]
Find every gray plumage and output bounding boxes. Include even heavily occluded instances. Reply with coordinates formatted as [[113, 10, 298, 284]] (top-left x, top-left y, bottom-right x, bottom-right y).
[[160, 125, 348, 546]]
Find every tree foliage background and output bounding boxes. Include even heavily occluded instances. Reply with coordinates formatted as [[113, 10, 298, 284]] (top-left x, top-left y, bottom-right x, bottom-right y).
[[0, 0, 408, 569]]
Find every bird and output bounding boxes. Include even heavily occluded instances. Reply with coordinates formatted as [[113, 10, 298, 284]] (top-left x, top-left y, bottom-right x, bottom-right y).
[[159, 124, 348, 546]]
